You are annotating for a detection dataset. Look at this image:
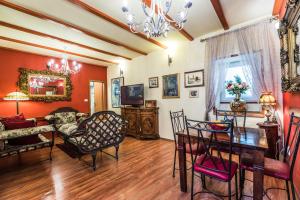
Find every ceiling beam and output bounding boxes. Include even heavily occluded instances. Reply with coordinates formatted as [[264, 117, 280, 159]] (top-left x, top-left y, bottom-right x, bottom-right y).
[[68, 0, 168, 48], [143, 0, 194, 41], [0, 36, 118, 64], [0, 21, 132, 60], [273, 0, 287, 19], [0, 1, 147, 55], [210, 0, 229, 30]]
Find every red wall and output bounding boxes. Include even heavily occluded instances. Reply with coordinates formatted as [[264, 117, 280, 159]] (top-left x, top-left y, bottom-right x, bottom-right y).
[[283, 92, 300, 195], [0, 48, 107, 118]]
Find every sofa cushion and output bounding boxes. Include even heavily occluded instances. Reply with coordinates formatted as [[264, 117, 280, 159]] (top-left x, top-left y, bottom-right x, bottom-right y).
[[3, 120, 35, 130], [0, 125, 55, 140], [0, 121, 5, 131], [58, 123, 78, 135], [54, 112, 76, 125], [3, 113, 25, 121]]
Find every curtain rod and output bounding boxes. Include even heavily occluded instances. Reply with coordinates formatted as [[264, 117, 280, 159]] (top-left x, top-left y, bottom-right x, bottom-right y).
[[200, 17, 278, 42]]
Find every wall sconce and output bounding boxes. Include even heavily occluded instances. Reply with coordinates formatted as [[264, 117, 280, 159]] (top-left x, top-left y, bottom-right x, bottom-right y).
[[166, 41, 176, 67], [168, 55, 173, 66], [118, 61, 125, 77]]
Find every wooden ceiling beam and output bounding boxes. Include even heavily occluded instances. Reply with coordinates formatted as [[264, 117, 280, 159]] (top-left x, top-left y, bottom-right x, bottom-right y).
[[210, 0, 229, 30], [68, 0, 167, 48], [143, 0, 194, 41], [0, 36, 118, 64], [0, 1, 147, 55], [0, 21, 132, 60]]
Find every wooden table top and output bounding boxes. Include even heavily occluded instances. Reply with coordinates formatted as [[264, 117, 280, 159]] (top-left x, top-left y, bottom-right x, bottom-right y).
[[177, 127, 269, 151]]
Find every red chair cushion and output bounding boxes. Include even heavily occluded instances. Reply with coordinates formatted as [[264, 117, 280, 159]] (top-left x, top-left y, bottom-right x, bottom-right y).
[[194, 154, 238, 181], [241, 157, 290, 180], [2, 113, 25, 121]]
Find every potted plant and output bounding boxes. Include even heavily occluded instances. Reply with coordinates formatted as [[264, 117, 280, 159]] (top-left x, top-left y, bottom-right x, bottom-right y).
[[225, 75, 249, 111]]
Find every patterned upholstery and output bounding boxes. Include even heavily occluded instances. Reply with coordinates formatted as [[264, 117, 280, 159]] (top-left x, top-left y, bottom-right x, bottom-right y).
[[68, 111, 126, 153], [0, 121, 5, 131], [54, 112, 76, 127], [0, 125, 55, 140], [58, 123, 78, 136]]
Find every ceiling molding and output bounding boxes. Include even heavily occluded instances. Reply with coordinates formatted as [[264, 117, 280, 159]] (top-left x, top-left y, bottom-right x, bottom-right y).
[[143, 0, 194, 41], [210, 0, 229, 30], [0, 1, 148, 55], [273, 0, 287, 19], [67, 0, 168, 49], [0, 21, 132, 60], [0, 35, 118, 64]]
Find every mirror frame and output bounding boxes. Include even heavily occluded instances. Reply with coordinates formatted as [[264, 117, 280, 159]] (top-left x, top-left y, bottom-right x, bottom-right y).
[[280, 0, 300, 92], [18, 68, 72, 102]]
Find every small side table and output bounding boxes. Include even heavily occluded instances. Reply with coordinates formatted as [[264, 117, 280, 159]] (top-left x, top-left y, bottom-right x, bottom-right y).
[[257, 122, 279, 159]]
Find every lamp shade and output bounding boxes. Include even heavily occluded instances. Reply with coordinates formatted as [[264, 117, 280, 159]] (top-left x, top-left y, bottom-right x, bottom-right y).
[[259, 92, 276, 106], [3, 92, 29, 101]]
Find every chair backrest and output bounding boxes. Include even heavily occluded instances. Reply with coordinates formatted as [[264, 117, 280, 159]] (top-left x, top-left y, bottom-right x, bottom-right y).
[[185, 118, 234, 177], [77, 111, 126, 153], [170, 110, 185, 145], [284, 112, 300, 178], [215, 109, 247, 129]]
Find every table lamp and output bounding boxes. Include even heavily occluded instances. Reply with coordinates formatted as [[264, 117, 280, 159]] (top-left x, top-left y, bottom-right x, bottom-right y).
[[3, 91, 29, 114], [259, 92, 276, 123]]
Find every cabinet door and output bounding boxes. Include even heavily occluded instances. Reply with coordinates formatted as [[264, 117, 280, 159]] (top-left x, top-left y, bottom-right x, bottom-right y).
[[140, 112, 156, 135], [125, 111, 139, 136]]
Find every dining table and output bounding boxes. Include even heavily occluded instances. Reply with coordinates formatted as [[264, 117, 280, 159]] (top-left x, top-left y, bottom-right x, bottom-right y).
[[176, 127, 269, 200]]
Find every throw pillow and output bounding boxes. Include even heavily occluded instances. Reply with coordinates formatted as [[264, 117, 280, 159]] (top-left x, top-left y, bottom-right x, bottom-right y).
[[3, 120, 35, 130]]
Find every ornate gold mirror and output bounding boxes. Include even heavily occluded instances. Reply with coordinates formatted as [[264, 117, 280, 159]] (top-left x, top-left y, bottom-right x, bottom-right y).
[[18, 68, 72, 102], [280, 0, 300, 92]]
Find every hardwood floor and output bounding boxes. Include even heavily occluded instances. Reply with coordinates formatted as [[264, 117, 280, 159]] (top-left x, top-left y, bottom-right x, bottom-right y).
[[0, 137, 288, 200]]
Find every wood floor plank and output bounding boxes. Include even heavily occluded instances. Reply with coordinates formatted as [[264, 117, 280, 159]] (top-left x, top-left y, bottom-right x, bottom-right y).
[[0, 137, 288, 200]]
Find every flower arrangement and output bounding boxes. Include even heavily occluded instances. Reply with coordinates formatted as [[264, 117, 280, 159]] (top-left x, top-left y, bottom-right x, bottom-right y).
[[225, 75, 249, 95]]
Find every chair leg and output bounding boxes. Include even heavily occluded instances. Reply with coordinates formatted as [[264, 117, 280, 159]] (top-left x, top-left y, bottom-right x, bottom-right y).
[[172, 149, 177, 177], [91, 152, 97, 171], [291, 180, 296, 200], [201, 174, 206, 190], [115, 145, 119, 160], [286, 180, 291, 200], [228, 180, 232, 200], [235, 172, 239, 200], [49, 146, 53, 161], [191, 168, 194, 200]]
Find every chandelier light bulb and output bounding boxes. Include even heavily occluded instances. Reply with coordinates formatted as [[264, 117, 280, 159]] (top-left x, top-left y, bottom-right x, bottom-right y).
[[72, 60, 77, 66]]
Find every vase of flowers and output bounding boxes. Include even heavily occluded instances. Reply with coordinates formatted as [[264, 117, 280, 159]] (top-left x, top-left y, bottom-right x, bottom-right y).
[[225, 76, 249, 111]]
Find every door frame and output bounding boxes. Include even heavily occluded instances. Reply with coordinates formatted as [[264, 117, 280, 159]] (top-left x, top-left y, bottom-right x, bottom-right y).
[[89, 80, 107, 114]]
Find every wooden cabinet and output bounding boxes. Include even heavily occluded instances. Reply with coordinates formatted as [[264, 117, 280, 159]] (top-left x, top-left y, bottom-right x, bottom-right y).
[[121, 107, 159, 139]]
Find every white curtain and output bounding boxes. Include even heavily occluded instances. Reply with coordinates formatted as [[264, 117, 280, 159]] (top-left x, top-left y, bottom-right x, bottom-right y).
[[204, 33, 237, 120], [204, 20, 282, 127]]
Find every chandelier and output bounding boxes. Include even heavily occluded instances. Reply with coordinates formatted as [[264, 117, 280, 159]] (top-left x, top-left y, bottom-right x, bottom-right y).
[[47, 57, 81, 75], [121, 0, 193, 38]]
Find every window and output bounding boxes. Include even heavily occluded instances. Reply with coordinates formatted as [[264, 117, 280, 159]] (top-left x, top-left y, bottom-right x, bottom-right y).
[[220, 56, 258, 102]]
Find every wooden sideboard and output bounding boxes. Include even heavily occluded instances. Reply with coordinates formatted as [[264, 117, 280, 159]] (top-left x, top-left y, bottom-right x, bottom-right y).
[[121, 107, 159, 139]]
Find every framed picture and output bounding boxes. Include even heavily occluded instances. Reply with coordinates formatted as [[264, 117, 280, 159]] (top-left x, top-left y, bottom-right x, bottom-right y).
[[162, 73, 180, 99], [145, 100, 157, 108], [149, 77, 159, 88], [189, 89, 199, 98], [184, 69, 204, 88], [111, 77, 124, 108]]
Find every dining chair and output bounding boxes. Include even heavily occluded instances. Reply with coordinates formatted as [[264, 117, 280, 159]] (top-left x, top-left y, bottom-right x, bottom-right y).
[[240, 112, 300, 200], [215, 109, 247, 131], [169, 110, 205, 177], [185, 118, 239, 200]]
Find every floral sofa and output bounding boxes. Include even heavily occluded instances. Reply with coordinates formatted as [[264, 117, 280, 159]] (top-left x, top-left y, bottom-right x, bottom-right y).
[[0, 122, 55, 159], [50, 111, 127, 170]]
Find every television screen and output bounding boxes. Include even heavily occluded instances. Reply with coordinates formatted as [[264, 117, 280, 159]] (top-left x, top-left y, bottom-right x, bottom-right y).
[[121, 84, 144, 106]]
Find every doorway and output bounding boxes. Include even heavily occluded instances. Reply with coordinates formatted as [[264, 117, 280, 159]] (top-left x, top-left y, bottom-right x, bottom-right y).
[[90, 81, 106, 114]]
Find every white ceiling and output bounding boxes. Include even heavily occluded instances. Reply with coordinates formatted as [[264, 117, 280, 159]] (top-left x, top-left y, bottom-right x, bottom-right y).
[[0, 0, 275, 67]]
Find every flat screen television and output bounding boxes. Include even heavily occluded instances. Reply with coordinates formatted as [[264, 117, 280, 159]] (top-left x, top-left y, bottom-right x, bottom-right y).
[[121, 84, 144, 106]]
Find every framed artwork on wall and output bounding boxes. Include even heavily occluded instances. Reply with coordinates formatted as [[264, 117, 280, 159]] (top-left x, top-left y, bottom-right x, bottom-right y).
[[189, 89, 199, 98], [162, 73, 180, 99], [111, 77, 124, 108], [149, 77, 159, 88], [184, 69, 204, 88]]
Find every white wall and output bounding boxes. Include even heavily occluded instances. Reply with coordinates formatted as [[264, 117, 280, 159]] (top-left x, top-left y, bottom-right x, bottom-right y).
[[108, 38, 207, 140]]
